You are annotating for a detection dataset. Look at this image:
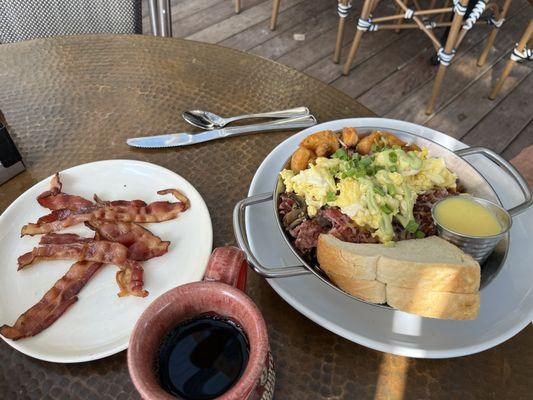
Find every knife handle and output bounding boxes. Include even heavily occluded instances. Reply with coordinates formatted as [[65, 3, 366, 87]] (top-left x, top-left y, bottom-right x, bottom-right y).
[[221, 115, 317, 137]]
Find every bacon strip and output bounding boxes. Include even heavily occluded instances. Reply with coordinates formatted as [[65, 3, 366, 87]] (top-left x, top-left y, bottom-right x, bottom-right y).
[[21, 189, 189, 236], [17, 241, 148, 298], [0, 261, 103, 340], [85, 221, 169, 261], [37, 173, 93, 211]]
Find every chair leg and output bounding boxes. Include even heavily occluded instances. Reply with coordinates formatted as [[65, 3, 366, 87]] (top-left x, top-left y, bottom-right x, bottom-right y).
[[489, 20, 533, 99], [394, 0, 408, 34], [270, 0, 281, 31], [343, 0, 374, 75], [235, 0, 241, 14], [334, 1, 351, 63], [425, 0, 468, 115], [477, 0, 513, 67]]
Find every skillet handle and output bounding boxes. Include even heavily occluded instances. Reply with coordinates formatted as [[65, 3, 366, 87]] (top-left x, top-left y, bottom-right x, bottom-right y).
[[455, 147, 532, 217], [233, 192, 311, 278]]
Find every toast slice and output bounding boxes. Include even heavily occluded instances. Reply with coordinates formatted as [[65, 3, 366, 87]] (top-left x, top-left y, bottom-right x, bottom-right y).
[[326, 271, 386, 304], [317, 234, 480, 293], [386, 285, 480, 320]]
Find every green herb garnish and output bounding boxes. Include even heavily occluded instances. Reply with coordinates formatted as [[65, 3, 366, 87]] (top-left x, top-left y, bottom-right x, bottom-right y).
[[332, 148, 349, 161], [326, 191, 337, 202], [389, 166, 397, 173], [373, 185, 385, 196], [381, 204, 393, 214], [371, 143, 379, 153], [386, 184, 396, 196], [405, 220, 419, 233], [415, 230, 426, 238], [360, 155, 372, 167], [388, 151, 398, 163]]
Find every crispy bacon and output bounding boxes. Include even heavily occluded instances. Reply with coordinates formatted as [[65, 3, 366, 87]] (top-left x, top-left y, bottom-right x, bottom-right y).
[[17, 241, 148, 298], [39, 233, 94, 245], [85, 221, 169, 261], [0, 261, 103, 340], [21, 189, 190, 236], [37, 173, 93, 211], [2, 221, 170, 340]]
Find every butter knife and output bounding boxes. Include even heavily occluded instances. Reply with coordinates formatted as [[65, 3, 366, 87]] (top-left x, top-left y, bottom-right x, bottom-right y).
[[127, 115, 317, 148]]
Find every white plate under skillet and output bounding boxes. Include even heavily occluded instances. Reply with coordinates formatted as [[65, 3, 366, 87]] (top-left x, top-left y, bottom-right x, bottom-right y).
[[0, 160, 212, 363], [245, 118, 533, 359]]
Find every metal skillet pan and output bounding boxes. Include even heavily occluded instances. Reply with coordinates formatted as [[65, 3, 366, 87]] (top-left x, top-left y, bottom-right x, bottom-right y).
[[234, 126, 533, 309]]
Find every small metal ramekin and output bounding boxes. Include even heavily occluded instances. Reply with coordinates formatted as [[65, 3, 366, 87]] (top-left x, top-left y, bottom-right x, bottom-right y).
[[431, 196, 512, 264]]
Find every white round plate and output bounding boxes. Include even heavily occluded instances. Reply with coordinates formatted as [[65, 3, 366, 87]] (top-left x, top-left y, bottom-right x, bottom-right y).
[[246, 118, 532, 358], [0, 160, 212, 362]]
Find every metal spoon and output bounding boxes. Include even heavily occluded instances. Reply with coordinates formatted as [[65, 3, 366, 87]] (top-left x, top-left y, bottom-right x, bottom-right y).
[[182, 106, 310, 130]]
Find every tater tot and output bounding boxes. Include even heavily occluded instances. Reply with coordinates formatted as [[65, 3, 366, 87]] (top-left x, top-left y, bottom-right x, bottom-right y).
[[300, 130, 339, 155], [290, 147, 316, 172], [341, 127, 358, 147]]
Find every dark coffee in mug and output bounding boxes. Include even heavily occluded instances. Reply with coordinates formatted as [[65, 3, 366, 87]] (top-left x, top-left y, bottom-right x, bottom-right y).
[[156, 314, 250, 400]]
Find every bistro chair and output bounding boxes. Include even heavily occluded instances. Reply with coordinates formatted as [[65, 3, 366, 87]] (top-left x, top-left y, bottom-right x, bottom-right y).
[[490, 18, 532, 99], [0, 0, 171, 43], [339, 0, 513, 114], [266, 0, 352, 63], [0, 0, 141, 43]]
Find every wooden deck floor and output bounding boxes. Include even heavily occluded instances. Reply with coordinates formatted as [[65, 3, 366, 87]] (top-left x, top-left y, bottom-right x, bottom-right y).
[[142, 0, 532, 160]]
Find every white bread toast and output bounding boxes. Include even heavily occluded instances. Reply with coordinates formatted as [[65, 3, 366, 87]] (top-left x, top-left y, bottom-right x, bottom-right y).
[[316, 234, 481, 320], [386, 285, 480, 320]]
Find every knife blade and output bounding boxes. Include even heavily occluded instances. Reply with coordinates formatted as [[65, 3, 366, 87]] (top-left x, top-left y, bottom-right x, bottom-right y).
[[127, 115, 317, 149]]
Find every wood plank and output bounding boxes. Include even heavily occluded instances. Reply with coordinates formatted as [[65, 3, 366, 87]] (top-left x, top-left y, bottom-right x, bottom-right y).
[[357, 0, 528, 116], [187, 0, 304, 44], [173, 0, 265, 38], [301, 2, 412, 83], [220, 0, 332, 51], [502, 120, 533, 161], [276, 16, 357, 71], [425, 59, 531, 139], [462, 72, 533, 151], [330, 30, 431, 99], [385, 10, 532, 125], [304, 30, 412, 84], [249, 5, 340, 60]]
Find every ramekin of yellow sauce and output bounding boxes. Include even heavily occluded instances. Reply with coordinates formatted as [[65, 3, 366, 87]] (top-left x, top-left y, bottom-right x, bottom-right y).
[[431, 196, 511, 263], [433, 196, 503, 237]]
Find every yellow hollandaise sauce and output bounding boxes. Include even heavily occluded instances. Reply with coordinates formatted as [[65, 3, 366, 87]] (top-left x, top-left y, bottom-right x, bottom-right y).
[[434, 196, 502, 236]]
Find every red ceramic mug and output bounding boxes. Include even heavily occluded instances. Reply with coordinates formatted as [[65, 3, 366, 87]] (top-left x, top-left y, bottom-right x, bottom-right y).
[[128, 247, 275, 400]]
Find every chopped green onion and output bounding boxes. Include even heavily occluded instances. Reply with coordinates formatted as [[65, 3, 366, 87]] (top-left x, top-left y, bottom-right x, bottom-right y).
[[344, 168, 356, 177], [388, 151, 398, 163], [366, 166, 376, 176], [386, 184, 396, 196], [415, 230, 426, 238], [326, 191, 337, 202], [371, 143, 379, 153], [360, 156, 372, 167], [392, 145, 401, 150], [373, 185, 385, 196], [355, 167, 367, 178], [389, 166, 397, 173], [405, 220, 419, 233], [381, 204, 393, 214], [332, 148, 349, 160]]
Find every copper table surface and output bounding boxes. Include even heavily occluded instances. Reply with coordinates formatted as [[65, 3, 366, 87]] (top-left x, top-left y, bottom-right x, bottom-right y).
[[0, 35, 531, 400]]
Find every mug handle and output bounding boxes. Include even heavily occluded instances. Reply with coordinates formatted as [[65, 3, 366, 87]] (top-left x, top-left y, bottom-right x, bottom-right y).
[[203, 247, 248, 291], [455, 147, 533, 216], [233, 192, 311, 278]]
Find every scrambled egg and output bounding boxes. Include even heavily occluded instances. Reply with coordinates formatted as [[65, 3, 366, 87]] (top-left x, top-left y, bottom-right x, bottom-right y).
[[280, 146, 457, 243]]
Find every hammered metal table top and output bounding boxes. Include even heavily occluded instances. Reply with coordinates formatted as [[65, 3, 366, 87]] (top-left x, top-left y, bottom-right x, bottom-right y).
[[0, 35, 531, 400]]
